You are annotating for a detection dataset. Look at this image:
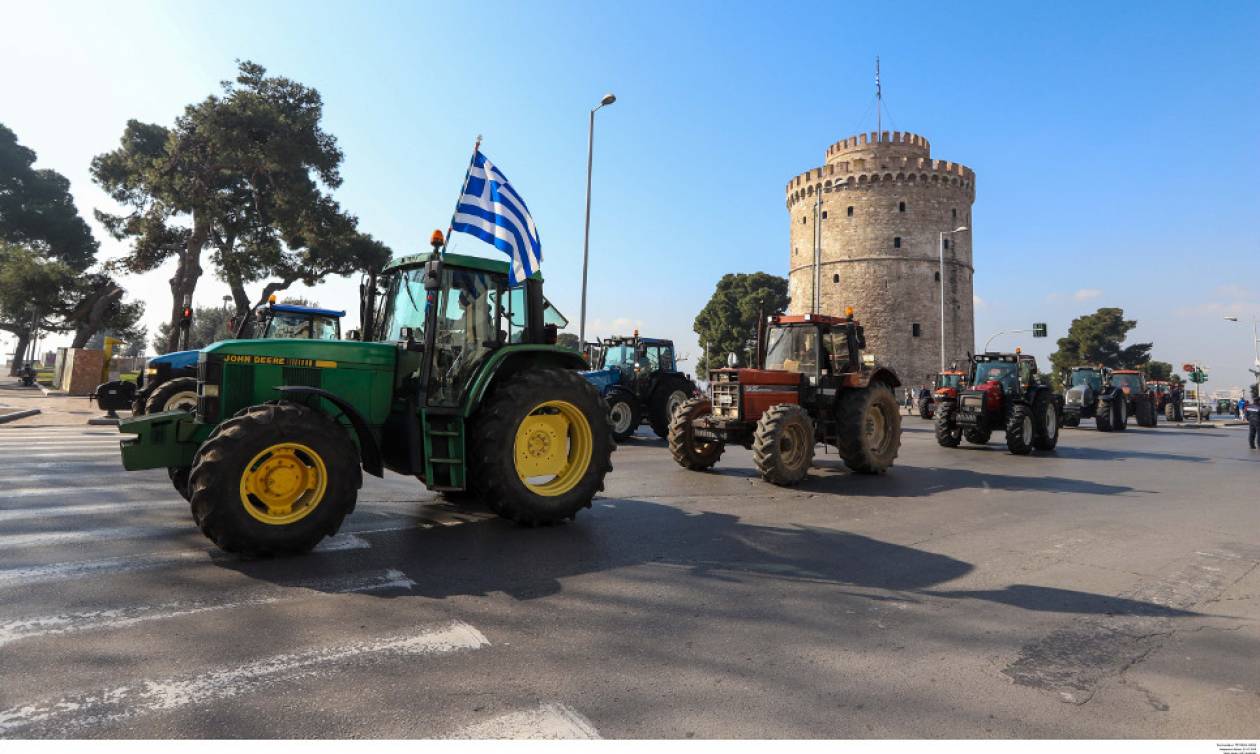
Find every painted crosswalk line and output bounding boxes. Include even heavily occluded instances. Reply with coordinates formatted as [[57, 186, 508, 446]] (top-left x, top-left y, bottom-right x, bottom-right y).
[[0, 620, 489, 736], [450, 703, 601, 739], [0, 568, 415, 648]]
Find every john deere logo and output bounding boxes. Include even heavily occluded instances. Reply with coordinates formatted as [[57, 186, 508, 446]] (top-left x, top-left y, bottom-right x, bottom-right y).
[[223, 355, 336, 369]]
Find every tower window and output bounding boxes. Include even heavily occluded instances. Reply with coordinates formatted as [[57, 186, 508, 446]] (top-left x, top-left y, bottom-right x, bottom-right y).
[[952, 208, 957, 219], [912, 323, 922, 337], [893, 236, 901, 248], [898, 201, 906, 212], [847, 206, 854, 217], [801, 216, 807, 224], [943, 239, 950, 249], [934, 271, 941, 281], [821, 211, 828, 219], [832, 273, 840, 283]]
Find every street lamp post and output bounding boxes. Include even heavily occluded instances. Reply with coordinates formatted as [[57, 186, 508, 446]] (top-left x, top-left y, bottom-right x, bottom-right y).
[[578, 92, 617, 348], [938, 226, 969, 372], [1224, 316, 1260, 386]]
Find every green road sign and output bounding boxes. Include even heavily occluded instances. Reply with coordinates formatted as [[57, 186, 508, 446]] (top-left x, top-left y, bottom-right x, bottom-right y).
[[1032, 323, 1048, 338]]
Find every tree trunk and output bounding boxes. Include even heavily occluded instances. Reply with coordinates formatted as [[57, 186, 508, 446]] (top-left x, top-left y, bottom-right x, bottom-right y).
[[165, 214, 209, 353], [9, 332, 31, 376], [253, 277, 299, 309], [69, 285, 123, 349]]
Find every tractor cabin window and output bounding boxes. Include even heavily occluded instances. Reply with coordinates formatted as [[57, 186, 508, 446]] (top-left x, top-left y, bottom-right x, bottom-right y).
[[764, 327, 819, 375]]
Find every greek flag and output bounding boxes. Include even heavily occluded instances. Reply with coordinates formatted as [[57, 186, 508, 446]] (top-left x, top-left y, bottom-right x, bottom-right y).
[[451, 151, 541, 285]]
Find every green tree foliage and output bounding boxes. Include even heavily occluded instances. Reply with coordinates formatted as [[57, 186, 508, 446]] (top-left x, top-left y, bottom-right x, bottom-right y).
[[0, 125, 142, 372], [153, 305, 234, 355], [92, 60, 390, 354], [1145, 360, 1174, 382], [1049, 307, 1152, 388], [693, 272, 790, 377]]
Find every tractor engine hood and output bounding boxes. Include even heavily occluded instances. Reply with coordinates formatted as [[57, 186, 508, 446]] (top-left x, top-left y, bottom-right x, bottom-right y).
[[201, 338, 397, 369], [714, 368, 802, 387], [1065, 385, 1091, 406], [147, 349, 200, 372], [580, 367, 622, 393]]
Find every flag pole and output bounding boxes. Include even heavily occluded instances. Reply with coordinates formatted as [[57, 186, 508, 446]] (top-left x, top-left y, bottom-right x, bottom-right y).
[[441, 134, 482, 257]]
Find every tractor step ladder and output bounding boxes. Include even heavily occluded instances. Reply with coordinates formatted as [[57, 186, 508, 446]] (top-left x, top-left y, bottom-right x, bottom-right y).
[[422, 411, 466, 491]]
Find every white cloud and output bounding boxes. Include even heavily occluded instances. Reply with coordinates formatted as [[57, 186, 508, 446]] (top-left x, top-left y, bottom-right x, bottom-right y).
[[1073, 288, 1103, 301], [973, 294, 987, 310]]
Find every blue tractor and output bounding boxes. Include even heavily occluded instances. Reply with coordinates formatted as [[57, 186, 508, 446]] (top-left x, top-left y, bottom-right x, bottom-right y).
[[129, 300, 345, 415], [582, 334, 697, 441]]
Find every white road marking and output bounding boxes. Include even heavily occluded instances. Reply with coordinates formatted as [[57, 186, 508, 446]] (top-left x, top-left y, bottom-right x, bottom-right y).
[[0, 525, 184, 549], [0, 620, 488, 736], [0, 569, 415, 648], [0, 501, 158, 522], [13, 450, 120, 459], [450, 703, 601, 740], [1, 484, 169, 502], [315, 533, 372, 551]]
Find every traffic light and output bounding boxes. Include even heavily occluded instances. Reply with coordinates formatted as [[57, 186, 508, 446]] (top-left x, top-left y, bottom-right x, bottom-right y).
[[1032, 322, 1047, 338], [1182, 363, 1196, 373], [179, 306, 193, 331]]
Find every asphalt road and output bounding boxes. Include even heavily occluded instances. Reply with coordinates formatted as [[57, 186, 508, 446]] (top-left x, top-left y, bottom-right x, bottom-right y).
[[0, 415, 1257, 739]]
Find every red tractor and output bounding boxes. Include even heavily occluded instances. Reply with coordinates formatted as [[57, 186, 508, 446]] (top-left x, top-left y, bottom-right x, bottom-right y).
[[935, 350, 1063, 455], [668, 311, 902, 486], [919, 369, 968, 419], [1110, 369, 1158, 427]]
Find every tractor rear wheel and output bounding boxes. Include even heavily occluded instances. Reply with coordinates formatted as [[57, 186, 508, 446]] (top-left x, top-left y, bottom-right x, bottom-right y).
[[935, 405, 962, 447], [1165, 401, 1177, 421], [1032, 393, 1060, 451], [188, 402, 361, 555], [964, 426, 992, 445], [917, 397, 934, 419], [469, 368, 613, 526], [145, 376, 199, 414], [668, 398, 725, 470], [1096, 400, 1114, 432], [836, 383, 901, 474], [1115, 398, 1129, 432], [649, 377, 694, 439], [1005, 404, 1035, 455], [168, 466, 191, 502], [1063, 410, 1080, 428], [606, 390, 641, 442], [752, 404, 815, 486], [1135, 397, 1156, 427]]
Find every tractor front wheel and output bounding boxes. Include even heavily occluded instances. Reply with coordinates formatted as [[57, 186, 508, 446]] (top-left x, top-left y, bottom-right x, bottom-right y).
[[837, 383, 901, 474], [752, 404, 815, 486], [169, 466, 191, 502], [1096, 400, 1115, 432], [1006, 404, 1035, 455], [1135, 397, 1156, 427], [668, 398, 725, 470], [469, 368, 614, 526], [964, 426, 992, 445], [935, 405, 962, 447], [188, 402, 362, 555], [145, 376, 199, 414], [1032, 393, 1060, 451], [606, 390, 641, 442], [649, 378, 694, 439]]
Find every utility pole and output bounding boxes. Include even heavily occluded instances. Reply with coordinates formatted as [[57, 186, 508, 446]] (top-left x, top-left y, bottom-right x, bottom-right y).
[[812, 188, 822, 314]]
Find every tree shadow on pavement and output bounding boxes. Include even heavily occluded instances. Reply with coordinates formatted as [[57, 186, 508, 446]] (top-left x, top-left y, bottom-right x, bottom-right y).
[[798, 463, 1144, 498], [1049, 446, 1210, 463], [924, 583, 1200, 617]]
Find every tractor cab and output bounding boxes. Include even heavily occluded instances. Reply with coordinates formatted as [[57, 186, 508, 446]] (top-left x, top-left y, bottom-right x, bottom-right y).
[[233, 300, 345, 341], [968, 352, 1038, 397], [1069, 366, 1106, 393], [934, 369, 967, 400], [1110, 369, 1145, 396]]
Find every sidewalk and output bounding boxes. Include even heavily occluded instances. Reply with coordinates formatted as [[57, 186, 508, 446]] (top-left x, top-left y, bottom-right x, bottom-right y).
[[0, 382, 118, 427]]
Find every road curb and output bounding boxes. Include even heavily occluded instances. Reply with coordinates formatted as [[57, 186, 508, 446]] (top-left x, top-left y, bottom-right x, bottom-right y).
[[0, 408, 41, 424]]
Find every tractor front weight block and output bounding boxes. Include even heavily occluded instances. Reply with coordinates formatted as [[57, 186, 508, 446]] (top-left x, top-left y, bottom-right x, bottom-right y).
[[118, 410, 206, 471]]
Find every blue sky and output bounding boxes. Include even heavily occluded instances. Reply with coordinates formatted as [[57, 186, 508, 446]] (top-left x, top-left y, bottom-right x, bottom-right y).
[[2, 1, 1258, 389]]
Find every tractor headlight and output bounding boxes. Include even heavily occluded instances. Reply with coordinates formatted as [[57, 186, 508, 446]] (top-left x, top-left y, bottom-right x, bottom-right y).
[[200, 384, 219, 398], [145, 367, 158, 376]]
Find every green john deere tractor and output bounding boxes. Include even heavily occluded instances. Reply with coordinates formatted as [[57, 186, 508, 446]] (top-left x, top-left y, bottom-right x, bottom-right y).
[[117, 234, 614, 555]]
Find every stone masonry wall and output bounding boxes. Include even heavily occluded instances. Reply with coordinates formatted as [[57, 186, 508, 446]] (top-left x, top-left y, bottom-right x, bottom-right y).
[[785, 131, 975, 386]]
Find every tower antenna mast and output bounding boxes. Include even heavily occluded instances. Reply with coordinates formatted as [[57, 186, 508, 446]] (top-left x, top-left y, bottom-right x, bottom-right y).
[[875, 56, 882, 134]]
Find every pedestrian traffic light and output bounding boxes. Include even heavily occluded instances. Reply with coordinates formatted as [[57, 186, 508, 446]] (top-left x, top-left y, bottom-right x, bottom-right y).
[[1032, 323, 1047, 338]]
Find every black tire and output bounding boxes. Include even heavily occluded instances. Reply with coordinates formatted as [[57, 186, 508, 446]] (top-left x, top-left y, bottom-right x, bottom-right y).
[[188, 402, 361, 555], [836, 383, 901, 474], [1032, 393, 1060, 451], [1115, 397, 1129, 432], [1005, 403, 1035, 455], [468, 367, 614, 526], [1135, 397, 1156, 427], [1063, 410, 1081, 428], [917, 397, 934, 420], [1096, 399, 1114, 432], [668, 397, 725, 470], [935, 404, 962, 447], [752, 404, 815, 486], [131, 387, 151, 416], [649, 377, 694, 439], [168, 466, 191, 502], [145, 376, 200, 414], [964, 426, 992, 445], [605, 389, 641, 442]]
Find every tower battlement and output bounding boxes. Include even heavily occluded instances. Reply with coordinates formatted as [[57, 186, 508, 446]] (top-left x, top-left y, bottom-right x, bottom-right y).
[[825, 131, 931, 164]]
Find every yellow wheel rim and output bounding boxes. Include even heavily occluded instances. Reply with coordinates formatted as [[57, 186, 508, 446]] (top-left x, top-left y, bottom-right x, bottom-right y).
[[513, 400, 593, 497], [238, 442, 328, 525]]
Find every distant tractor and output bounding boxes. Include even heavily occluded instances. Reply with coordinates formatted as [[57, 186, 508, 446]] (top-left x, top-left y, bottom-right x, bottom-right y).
[[116, 233, 613, 555], [581, 334, 696, 441], [935, 351, 1063, 454], [668, 310, 901, 486], [1062, 366, 1127, 431], [1148, 380, 1175, 416], [919, 369, 967, 419], [129, 300, 345, 416], [1110, 370, 1158, 428]]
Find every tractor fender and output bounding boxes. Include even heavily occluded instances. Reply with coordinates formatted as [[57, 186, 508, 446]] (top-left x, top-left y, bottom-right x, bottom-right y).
[[605, 384, 638, 407], [273, 386, 383, 478], [842, 366, 902, 390], [463, 346, 589, 416]]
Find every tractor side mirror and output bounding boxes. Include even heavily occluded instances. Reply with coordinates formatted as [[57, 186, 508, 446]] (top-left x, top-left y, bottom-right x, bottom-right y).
[[422, 259, 442, 290], [345, 329, 361, 341]]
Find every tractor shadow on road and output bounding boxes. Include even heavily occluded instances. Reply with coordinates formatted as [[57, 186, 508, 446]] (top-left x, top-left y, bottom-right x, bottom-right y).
[[798, 463, 1143, 498], [209, 497, 1201, 620], [1048, 446, 1211, 464]]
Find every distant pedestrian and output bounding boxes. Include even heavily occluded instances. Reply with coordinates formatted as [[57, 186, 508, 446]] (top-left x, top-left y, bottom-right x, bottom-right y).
[[1246, 393, 1260, 450], [1238, 397, 1247, 418]]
